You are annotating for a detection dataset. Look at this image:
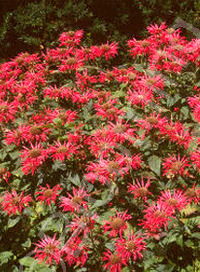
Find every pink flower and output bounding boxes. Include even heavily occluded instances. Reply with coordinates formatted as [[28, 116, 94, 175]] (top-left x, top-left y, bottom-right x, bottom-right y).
[[190, 149, 200, 171], [136, 112, 167, 139], [2, 190, 31, 215], [36, 184, 62, 205], [128, 38, 153, 57], [94, 99, 125, 121], [34, 234, 61, 265], [127, 88, 153, 108], [91, 42, 118, 60]]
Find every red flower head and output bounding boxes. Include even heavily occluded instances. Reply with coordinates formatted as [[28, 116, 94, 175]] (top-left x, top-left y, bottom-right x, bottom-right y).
[[69, 213, 97, 236], [34, 234, 61, 265], [2, 190, 31, 215], [103, 210, 132, 237], [60, 187, 89, 213], [36, 184, 62, 205], [102, 250, 126, 272], [115, 231, 146, 261], [184, 184, 200, 205], [0, 167, 11, 183], [128, 177, 152, 202], [59, 30, 83, 47], [141, 202, 174, 233], [21, 143, 48, 175], [62, 237, 88, 267], [49, 140, 78, 162], [158, 189, 188, 213], [162, 154, 191, 178]]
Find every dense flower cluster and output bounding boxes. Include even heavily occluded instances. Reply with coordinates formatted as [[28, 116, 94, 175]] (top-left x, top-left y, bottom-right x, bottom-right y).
[[0, 23, 199, 271]]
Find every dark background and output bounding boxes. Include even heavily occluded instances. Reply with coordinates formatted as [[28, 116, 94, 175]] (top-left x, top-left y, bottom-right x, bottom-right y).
[[0, 0, 199, 62]]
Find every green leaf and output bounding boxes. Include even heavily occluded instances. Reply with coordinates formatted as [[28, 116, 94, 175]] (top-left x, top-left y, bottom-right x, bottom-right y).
[[0, 251, 13, 265], [191, 232, 200, 239], [148, 155, 161, 176], [180, 106, 189, 120], [19, 256, 34, 266], [0, 150, 7, 160], [176, 235, 183, 247], [19, 256, 52, 271], [8, 217, 20, 228]]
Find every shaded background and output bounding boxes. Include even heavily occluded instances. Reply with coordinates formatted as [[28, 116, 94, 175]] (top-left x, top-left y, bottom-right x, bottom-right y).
[[0, 0, 200, 62]]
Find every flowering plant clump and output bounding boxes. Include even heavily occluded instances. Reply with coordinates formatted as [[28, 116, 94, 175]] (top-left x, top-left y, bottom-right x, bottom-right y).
[[0, 23, 200, 271]]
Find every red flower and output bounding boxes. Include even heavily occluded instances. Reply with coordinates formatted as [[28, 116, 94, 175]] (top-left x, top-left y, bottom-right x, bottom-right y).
[[162, 154, 191, 178], [60, 187, 89, 213], [190, 149, 200, 171], [49, 140, 78, 162], [127, 88, 153, 108], [94, 99, 125, 121], [34, 234, 61, 265], [159, 120, 192, 148], [36, 184, 62, 205], [107, 118, 137, 144], [87, 133, 117, 159], [128, 38, 153, 58], [139, 74, 164, 91], [103, 210, 132, 237], [141, 202, 174, 233], [158, 189, 188, 213], [91, 42, 118, 60], [5, 124, 28, 146], [0, 101, 17, 123], [136, 112, 167, 139], [115, 231, 146, 261], [2, 190, 31, 215], [21, 143, 48, 175], [184, 184, 200, 204], [62, 237, 88, 267], [0, 167, 11, 183], [147, 22, 167, 35], [128, 177, 152, 202], [59, 30, 83, 47], [69, 213, 97, 236], [102, 250, 126, 272], [59, 56, 84, 72], [24, 123, 50, 143]]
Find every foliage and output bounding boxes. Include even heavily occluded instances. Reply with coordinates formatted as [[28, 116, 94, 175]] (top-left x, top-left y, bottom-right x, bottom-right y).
[[0, 23, 200, 271], [2, 0, 200, 62]]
